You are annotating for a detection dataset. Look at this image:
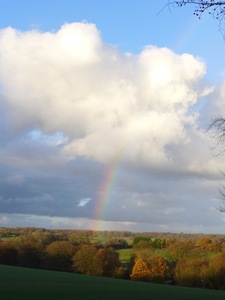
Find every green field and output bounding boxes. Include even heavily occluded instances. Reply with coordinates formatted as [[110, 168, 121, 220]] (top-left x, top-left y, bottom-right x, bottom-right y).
[[0, 265, 225, 300], [117, 248, 133, 263]]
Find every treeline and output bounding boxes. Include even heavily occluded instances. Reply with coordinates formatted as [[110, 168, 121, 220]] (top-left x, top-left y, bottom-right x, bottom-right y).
[[1, 227, 225, 290], [0, 228, 130, 278], [131, 236, 225, 289]]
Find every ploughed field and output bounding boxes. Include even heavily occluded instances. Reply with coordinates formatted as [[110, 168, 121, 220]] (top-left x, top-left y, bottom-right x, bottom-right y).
[[0, 264, 225, 300]]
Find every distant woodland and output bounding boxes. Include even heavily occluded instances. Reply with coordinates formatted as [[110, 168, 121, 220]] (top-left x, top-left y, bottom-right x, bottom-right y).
[[1, 227, 225, 290]]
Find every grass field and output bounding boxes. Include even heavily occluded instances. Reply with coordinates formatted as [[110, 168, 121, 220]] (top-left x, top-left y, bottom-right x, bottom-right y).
[[117, 248, 133, 263], [0, 265, 225, 300]]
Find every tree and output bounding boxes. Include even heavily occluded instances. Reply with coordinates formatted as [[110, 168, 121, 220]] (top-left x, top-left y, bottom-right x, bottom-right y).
[[167, 239, 195, 262], [133, 236, 152, 246], [130, 256, 169, 283], [31, 229, 56, 246], [152, 238, 166, 249], [72, 245, 121, 277], [206, 251, 225, 289], [196, 237, 213, 251], [174, 257, 209, 287], [174, 253, 225, 289], [15, 236, 43, 268], [68, 231, 90, 245], [95, 247, 121, 277], [72, 244, 102, 276], [106, 238, 129, 250], [164, 0, 225, 37], [0, 241, 18, 266], [164, 1, 225, 209], [195, 237, 222, 252], [44, 240, 76, 271], [207, 118, 225, 211], [130, 258, 151, 282], [148, 255, 169, 283]]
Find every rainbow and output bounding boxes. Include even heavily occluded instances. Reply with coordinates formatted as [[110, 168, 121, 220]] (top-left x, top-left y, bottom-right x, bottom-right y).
[[92, 148, 124, 231], [91, 15, 200, 231]]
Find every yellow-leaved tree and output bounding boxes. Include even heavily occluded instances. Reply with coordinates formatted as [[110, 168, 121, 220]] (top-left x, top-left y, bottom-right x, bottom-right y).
[[149, 255, 169, 283], [130, 258, 151, 282]]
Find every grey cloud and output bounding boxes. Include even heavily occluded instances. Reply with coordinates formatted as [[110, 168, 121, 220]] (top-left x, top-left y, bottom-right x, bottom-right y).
[[0, 22, 224, 233]]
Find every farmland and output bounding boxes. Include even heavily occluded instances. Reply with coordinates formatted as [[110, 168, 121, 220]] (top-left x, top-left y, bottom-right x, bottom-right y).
[[0, 264, 225, 300]]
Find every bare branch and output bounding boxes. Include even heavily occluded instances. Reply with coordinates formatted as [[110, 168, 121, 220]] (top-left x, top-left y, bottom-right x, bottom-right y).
[[208, 121, 225, 209], [216, 186, 225, 211], [213, 170, 225, 212], [161, 1, 225, 211], [163, 1, 225, 38], [207, 117, 225, 155]]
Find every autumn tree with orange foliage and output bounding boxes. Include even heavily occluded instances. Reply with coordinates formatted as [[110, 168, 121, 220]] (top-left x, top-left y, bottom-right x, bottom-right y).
[[196, 237, 222, 253], [149, 255, 169, 283], [130, 258, 151, 282], [130, 255, 169, 283]]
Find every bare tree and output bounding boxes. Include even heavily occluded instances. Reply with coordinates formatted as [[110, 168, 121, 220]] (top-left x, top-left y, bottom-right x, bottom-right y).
[[208, 118, 225, 211], [163, 1, 225, 208], [208, 117, 225, 156], [164, 1, 225, 37]]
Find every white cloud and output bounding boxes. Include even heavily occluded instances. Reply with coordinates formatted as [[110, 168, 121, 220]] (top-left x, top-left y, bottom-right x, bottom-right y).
[[0, 22, 214, 175], [1, 22, 225, 233], [77, 197, 92, 207]]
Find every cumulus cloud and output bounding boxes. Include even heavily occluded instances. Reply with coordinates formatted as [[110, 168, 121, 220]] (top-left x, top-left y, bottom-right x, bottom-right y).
[[0, 22, 225, 232], [0, 22, 214, 174]]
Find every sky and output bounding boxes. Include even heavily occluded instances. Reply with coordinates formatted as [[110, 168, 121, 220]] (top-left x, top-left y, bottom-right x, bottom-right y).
[[1, 0, 225, 234]]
